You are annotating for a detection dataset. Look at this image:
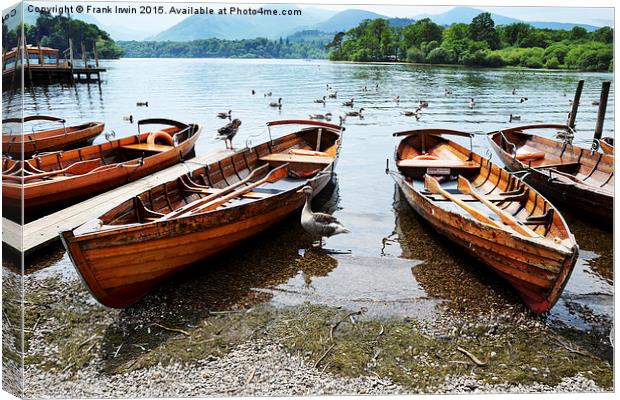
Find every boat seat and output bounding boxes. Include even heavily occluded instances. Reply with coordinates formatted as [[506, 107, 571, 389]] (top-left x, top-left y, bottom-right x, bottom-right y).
[[515, 151, 545, 161], [260, 153, 333, 166], [397, 159, 479, 169], [121, 143, 173, 153], [242, 191, 272, 199]]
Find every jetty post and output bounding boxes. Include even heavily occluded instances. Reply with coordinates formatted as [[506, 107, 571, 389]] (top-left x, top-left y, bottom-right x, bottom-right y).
[[593, 81, 611, 146], [567, 80, 584, 129]]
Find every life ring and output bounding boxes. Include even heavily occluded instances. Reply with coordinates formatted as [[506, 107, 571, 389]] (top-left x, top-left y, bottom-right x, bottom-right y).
[[413, 154, 439, 160], [146, 130, 174, 146]]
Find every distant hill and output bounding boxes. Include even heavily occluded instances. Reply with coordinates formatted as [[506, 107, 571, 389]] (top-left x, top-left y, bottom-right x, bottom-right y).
[[308, 9, 385, 33], [414, 6, 602, 31], [152, 4, 323, 41], [286, 30, 333, 44]]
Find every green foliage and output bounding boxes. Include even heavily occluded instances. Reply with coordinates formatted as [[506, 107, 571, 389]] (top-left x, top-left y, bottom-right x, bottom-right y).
[[119, 38, 326, 59], [328, 12, 613, 71], [469, 12, 500, 50], [2, 12, 122, 59]]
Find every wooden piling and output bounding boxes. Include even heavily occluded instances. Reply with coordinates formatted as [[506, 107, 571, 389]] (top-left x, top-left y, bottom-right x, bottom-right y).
[[567, 80, 584, 129], [37, 42, 43, 65], [93, 40, 99, 68], [593, 81, 611, 143], [69, 39, 74, 82]]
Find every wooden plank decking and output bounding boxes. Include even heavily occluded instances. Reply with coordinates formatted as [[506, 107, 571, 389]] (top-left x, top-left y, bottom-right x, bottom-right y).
[[2, 148, 232, 256]]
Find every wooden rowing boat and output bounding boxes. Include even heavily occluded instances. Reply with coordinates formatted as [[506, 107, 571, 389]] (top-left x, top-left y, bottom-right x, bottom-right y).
[[599, 136, 614, 155], [60, 120, 344, 308], [389, 128, 578, 313], [2, 118, 201, 217], [2, 116, 104, 157], [487, 124, 613, 226]]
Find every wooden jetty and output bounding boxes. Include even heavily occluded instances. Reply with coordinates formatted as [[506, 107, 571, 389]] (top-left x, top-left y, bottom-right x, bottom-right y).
[[2, 39, 106, 89], [2, 148, 232, 256]]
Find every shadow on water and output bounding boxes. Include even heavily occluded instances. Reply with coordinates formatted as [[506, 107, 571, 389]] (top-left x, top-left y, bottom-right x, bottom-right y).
[[97, 180, 342, 371], [390, 186, 523, 315]]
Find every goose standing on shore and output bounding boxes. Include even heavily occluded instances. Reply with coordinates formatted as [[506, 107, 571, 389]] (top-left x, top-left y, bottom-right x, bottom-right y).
[[300, 186, 349, 248], [216, 119, 242, 150], [217, 110, 232, 119], [269, 98, 283, 109]]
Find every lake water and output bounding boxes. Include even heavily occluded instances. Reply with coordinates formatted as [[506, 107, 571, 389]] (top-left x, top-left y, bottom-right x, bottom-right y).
[[6, 58, 614, 351]]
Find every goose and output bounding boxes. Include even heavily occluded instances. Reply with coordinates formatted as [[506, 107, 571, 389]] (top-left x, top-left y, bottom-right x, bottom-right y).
[[217, 110, 232, 119], [136, 101, 148, 107], [264, 91, 273, 97], [419, 100, 429, 108], [394, 96, 400, 104], [346, 108, 364, 117], [300, 186, 349, 248], [251, 90, 256, 95], [509, 114, 521, 122], [339, 115, 346, 126], [123, 115, 134, 123], [328, 91, 337, 99], [104, 130, 116, 141], [520, 97, 528, 103], [326, 84, 331, 90], [314, 96, 327, 104], [342, 98, 354, 107], [309, 112, 332, 121], [269, 98, 282, 108], [592, 100, 600, 106], [468, 98, 476, 108], [215, 119, 242, 150], [444, 88, 452, 96], [401, 111, 417, 117], [512, 88, 517, 95]]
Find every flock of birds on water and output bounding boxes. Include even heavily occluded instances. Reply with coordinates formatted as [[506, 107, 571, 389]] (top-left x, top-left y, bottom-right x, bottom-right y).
[[211, 83, 537, 151]]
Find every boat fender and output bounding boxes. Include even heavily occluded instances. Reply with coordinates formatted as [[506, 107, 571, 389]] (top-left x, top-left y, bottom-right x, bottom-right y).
[[146, 131, 174, 146], [413, 154, 439, 160]]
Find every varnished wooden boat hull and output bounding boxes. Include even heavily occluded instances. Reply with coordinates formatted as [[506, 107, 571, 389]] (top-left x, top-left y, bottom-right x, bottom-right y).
[[61, 121, 342, 308], [487, 124, 613, 227], [3, 122, 201, 216], [2, 122, 105, 158], [391, 129, 578, 313], [599, 137, 614, 155]]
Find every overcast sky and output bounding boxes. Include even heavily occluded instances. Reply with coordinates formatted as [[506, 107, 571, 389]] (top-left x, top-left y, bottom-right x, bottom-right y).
[[10, 1, 615, 34]]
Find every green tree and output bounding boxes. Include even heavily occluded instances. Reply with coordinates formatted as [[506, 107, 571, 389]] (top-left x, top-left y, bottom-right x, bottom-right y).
[[469, 12, 500, 50], [402, 18, 443, 49]]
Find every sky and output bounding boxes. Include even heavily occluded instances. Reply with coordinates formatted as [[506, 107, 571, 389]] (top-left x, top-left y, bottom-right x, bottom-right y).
[[4, 0, 615, 37]]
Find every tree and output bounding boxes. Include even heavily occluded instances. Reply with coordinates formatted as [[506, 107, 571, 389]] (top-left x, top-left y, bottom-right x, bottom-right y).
[[591, 26, 613, 43], [402, 18, 443, 49], [469, 12, 500, 50], [499, 23, 532, 46], [570, 26, 588, 40]]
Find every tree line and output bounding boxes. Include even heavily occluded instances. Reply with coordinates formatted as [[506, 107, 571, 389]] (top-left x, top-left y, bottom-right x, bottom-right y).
[[326, 13, 613, 71], [2, 12, 123, 59], [117, 37, 327, 59]]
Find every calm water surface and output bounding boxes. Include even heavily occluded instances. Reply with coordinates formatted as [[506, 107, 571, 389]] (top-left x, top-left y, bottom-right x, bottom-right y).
[[9, 59, 613, 343]]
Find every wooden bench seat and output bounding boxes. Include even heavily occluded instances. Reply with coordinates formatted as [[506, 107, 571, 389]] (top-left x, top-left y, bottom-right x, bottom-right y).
[[121, 143, 173, 153], [397, 159, 479, 169], [260, 153, 334, 166]]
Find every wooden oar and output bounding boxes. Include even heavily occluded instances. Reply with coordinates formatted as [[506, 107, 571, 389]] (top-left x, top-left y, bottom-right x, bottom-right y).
[[161, 164, 287, 220], [457, 176, 538, 237], [2, 158, 102, 182], [163, 164, 270, 219], [424, 174, 501, 228]]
